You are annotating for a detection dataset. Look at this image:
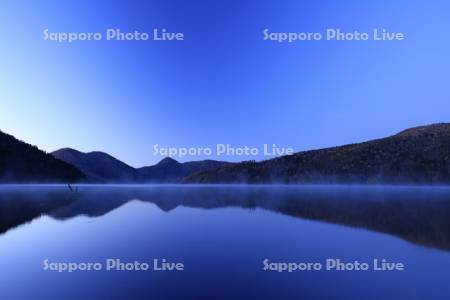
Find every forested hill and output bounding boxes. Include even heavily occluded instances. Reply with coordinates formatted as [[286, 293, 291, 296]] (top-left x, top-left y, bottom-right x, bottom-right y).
[[0, 131, 85, 183], [183, 123, 450, 184]]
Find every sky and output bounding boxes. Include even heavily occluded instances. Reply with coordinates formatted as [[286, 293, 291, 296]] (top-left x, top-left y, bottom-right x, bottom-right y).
[[0, 0, 449, 167]]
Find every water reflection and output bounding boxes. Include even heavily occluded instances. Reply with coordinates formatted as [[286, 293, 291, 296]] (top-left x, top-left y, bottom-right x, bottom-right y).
[[1, 185, 450, 250]]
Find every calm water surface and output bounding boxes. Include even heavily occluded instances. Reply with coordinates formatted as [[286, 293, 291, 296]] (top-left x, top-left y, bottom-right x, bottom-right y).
[[0, 185, 449, 300]]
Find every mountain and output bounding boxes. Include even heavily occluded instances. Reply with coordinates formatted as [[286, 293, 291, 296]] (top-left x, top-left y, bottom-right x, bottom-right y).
[[52, 148, 138, 182], [0, 131, 85, 182], [9, 123, 450, 184], [183, 123, 450, 184], [52, 149, 231, 183], [138, 157, 231, 182]]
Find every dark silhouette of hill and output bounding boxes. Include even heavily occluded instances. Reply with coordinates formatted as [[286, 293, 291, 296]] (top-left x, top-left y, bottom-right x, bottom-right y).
[[52, 149, 231, 183], [138, 157, 231, 182], [52, 148, 138, 182], [0, 131, 85, 182], [5, 123, 450, 184], [184, 123, 450, 184]]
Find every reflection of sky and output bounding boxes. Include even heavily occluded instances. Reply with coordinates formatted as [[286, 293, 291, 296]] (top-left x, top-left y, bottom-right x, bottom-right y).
[[1, 0, 449, 166]]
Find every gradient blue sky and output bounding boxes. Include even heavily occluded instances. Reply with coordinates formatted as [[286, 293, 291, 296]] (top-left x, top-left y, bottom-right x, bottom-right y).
[[1, 0, 449, 167]]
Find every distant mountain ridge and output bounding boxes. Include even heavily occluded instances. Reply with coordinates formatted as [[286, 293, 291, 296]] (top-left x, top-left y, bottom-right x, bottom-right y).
[[52, 148, 231, 183], [138, 157, 232, 182], [184, 123, 450, 184], [2, 123, 450, 184], [52, 148, 137, 182], [0, 131, 85, 182]]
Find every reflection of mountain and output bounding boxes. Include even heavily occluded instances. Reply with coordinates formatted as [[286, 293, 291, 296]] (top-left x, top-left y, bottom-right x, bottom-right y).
[[0, 131, 85, 182], [52, 149, 231, 183], [1, 186, 450, 251], [0, 188, 76, 234], [185, 123, 450, 184]]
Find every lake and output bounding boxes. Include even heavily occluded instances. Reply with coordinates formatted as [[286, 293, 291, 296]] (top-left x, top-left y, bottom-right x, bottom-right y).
[[0, 185, 449, 299]]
